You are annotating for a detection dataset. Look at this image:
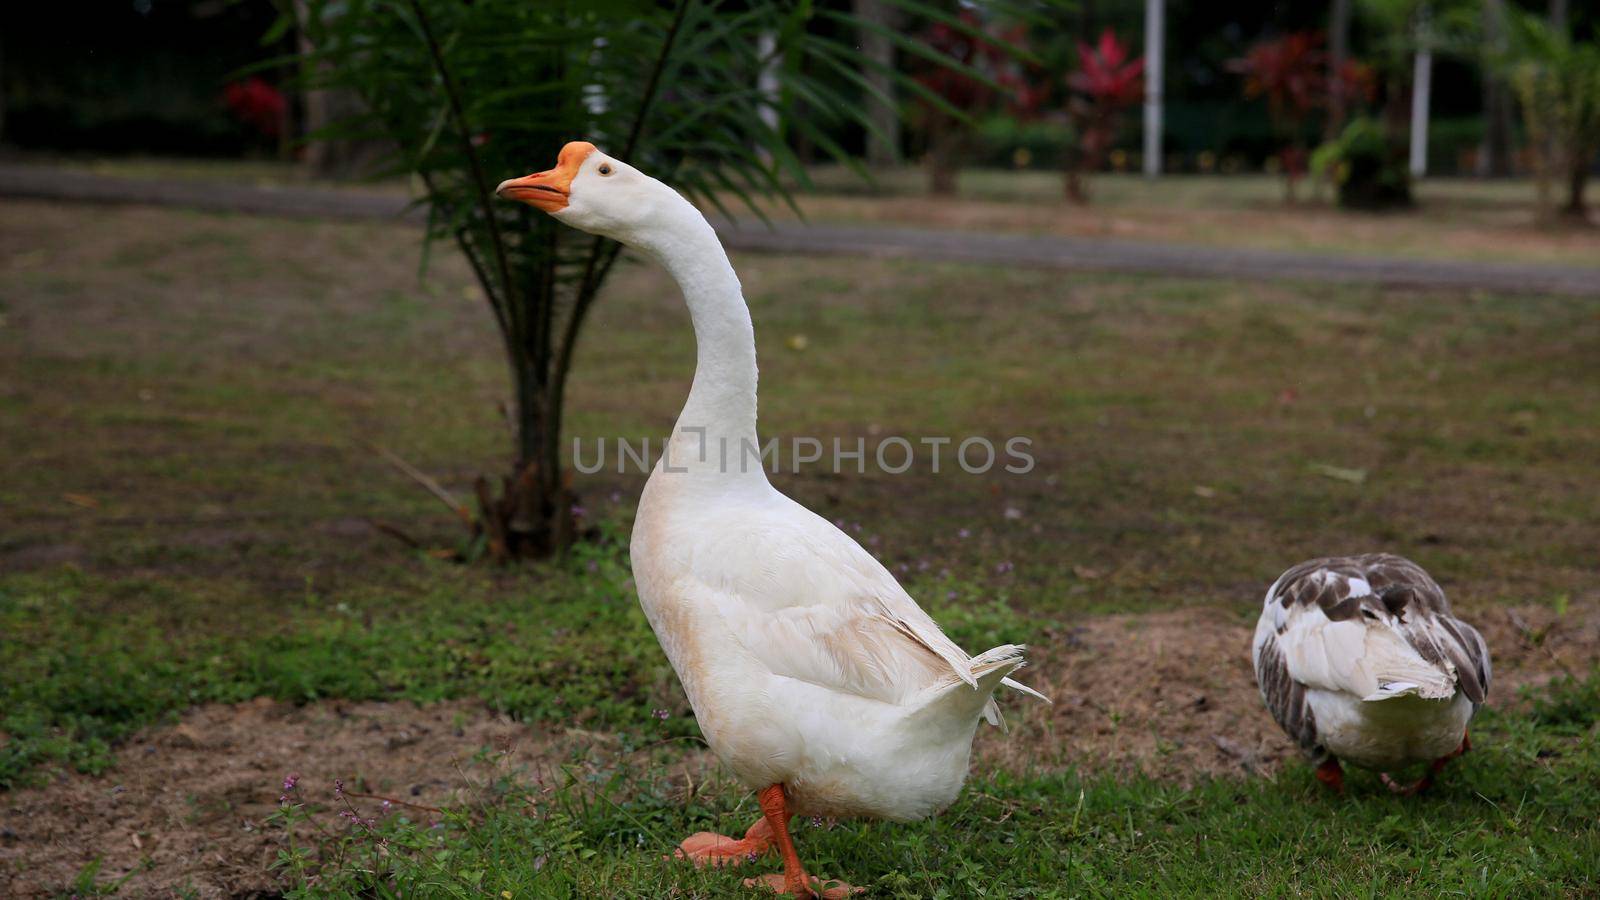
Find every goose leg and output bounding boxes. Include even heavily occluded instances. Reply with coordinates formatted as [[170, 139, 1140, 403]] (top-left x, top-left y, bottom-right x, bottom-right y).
[[1381, 730, 1471, 796], [1314, 758, 1345, 794], [742, 784, 860, 899], [671, 817, 774, 867]]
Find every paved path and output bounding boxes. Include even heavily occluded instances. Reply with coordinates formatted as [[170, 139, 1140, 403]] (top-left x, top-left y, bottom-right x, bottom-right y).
[[4, 163, 1596, 297]]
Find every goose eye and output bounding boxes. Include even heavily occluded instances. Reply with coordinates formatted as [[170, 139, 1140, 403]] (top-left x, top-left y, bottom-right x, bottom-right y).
[[598, 164, 613, 176], [1361, 609, 1378, 620]]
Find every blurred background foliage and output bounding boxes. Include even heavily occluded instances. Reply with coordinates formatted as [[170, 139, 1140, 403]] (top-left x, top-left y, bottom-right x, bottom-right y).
[[4, 0, 1596, 177]]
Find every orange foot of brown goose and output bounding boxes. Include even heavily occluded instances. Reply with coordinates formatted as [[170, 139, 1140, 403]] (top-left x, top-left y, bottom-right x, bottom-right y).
[[1314, 758, 1345, 794]]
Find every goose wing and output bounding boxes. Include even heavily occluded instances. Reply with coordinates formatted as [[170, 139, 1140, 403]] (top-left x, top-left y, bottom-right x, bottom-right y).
[[704, 496, 1043, 716], [1255, 555, 1490, 709]]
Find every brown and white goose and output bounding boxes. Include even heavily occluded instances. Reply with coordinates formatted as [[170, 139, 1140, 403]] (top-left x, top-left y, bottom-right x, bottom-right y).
[[1252, 554, 1491, 794]]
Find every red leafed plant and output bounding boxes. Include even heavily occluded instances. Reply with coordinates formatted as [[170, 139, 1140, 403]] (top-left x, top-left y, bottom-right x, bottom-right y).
[[1229, 31, 1372, 202], [913, 12, 1036, 194], [1064, 29, 1144, 203], [223, 77, 287, 141]]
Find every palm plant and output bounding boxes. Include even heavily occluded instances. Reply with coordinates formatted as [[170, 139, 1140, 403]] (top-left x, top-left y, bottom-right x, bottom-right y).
[[1063, 29, 1143, 204], [1355, 0, 1478, 143], [1503, 11, 1600, 220], [280, 0, 1021, 561], [1230, 32, 1329, 203]]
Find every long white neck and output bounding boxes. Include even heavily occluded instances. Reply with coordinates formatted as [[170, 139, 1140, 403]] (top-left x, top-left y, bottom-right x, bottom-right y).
[[637, 202, 764, 486]]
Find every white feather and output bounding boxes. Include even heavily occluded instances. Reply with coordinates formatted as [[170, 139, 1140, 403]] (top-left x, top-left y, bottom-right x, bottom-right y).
[[549, 148, 1049, 823], [1253, 558, 1485, 771]]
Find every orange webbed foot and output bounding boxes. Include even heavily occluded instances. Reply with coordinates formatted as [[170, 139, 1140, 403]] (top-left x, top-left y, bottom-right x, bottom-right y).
[[1314, 758, 1345, 794], [743, 872, 863, 899], [1381, 732, 1469, 796], [1379, 771, 1430, 795], [670, 818, 774, 868]]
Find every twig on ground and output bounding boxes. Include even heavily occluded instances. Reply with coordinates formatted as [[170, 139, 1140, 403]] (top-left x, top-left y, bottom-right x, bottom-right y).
[[343, 789, 445, 814], [366, 518, 421, 549], [365, 441, 473, 526]]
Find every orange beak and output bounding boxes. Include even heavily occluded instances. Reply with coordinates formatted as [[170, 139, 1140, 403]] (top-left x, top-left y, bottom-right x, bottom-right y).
[[496, 141, 597, 213]]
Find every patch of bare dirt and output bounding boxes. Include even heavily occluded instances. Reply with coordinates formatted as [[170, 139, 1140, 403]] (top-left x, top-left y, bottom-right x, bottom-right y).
[[0, 699, 558, 899], [2, 601, 1595, 897], [978, 598, 1600, 781]]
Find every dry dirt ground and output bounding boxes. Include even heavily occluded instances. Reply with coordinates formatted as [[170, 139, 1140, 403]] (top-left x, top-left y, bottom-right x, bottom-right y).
[[4, 600, 1595, 899]]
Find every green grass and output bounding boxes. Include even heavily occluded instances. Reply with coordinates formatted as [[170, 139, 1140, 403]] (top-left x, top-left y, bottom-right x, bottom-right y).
[[17, 540, 1598, 894], [3, 199, 1599, 895], [776, 168, 1600, 266], [20, 154, 1599, 264], [260, 672, 1600, 897], [3, 200, 1597, 781], [0, 536, 1028, 789]]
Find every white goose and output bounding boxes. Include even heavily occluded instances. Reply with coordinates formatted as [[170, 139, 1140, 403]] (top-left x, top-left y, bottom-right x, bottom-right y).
[[1252, 553, 1490, 794], [499, 142, 1046, 897]]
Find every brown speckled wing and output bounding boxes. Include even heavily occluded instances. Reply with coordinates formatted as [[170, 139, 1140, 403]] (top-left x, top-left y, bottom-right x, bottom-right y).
[[1272, 553, 1492, 706], [1253, 624, 1326, 761]]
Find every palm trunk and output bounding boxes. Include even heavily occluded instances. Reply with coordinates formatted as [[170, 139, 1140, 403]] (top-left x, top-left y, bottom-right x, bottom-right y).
[[926, 117, 962, 195], [1478, 0, 1513, 178], [1562, 163, 1589, 219], [1327, 0, 1352, 141], [855, 0, 900, 166]]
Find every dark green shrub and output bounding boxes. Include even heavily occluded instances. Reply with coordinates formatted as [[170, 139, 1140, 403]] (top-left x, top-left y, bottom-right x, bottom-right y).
[[1312, 117, 1413, 210]]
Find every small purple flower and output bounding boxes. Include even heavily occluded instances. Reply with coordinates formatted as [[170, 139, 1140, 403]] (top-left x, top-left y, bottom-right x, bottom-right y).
[[810, 816, 823, 828], [896, 563, 909, 574], [609, 491, 622, 504], [867, 534, 880, 547], [947, 590, 958, 601], [382, 800, 392, 813], [283, 773, 299, 792], [335, 779, 345, 796], [995, 561, 1014, 575], [570, 504, 587, 518], [653, 708, 670, 721], [746, 851, 759, 863], [957, 528, 971, 539]]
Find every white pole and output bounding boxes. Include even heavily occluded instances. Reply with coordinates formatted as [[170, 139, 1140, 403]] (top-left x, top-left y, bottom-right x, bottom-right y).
[[757, 31, 780, 163], [1409, 9, 1432, 178], [1143, 0, 1164, 177]]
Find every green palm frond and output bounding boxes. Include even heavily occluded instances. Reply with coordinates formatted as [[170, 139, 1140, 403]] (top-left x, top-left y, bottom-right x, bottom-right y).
[[275, 0, 1058, 554]]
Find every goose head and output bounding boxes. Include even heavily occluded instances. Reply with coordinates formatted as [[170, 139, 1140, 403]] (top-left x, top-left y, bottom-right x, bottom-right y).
[[496, 141, 686, 248]]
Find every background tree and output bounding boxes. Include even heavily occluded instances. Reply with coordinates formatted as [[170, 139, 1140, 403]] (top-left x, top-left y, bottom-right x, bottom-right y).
[[1356, 0, 1480, 171], [1477, 0, 1515, 177], [1230, 31, 1334, 202], [855, 0, 902, 166], [1328, 0, 1355, 140], [286, 0, 1001, 561], [1063, 29, 1144, 203], [910, 11, 1035, 195], [1503, 11, 1600, 220]]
